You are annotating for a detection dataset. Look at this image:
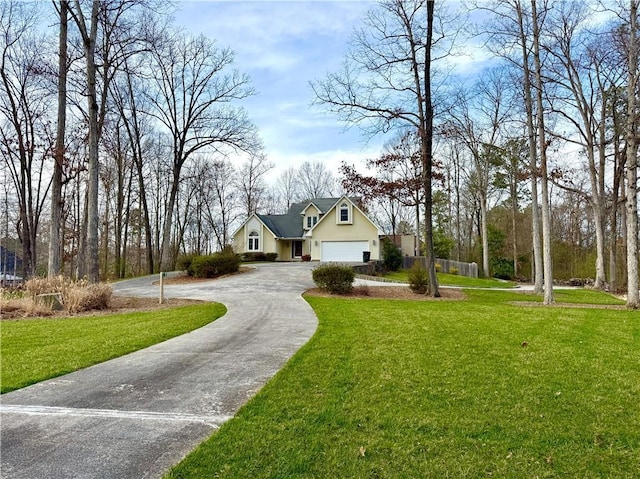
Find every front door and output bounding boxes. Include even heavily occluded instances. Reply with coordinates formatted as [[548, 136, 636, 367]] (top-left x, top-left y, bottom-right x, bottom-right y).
[[292, 240, 303, 258]]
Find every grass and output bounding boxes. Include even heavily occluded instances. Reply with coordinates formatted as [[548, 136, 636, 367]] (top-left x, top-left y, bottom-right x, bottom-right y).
[[466, 288, 626, 306], [382, 270, 518, 288], [167, 289, 638, 479], [0, 303, 225, 393]]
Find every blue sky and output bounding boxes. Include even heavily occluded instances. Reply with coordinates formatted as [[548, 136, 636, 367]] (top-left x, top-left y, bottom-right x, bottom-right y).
[[174, 0, 383, 180]]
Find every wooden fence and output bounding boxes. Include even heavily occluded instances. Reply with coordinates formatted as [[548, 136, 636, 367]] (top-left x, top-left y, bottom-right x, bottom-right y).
[[403, 257, 478, 278]]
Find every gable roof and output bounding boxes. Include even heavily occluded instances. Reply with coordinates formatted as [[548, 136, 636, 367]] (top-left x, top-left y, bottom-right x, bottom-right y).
[[254, 198, 346, 238], [237, 197, 373, 240], [305, 195, 383, 237], [295, 198, 339, 216], [256, 213, 303, 239]]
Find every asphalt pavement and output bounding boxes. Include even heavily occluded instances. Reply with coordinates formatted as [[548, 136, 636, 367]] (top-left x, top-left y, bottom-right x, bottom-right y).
[[1, 263, 318, 479]]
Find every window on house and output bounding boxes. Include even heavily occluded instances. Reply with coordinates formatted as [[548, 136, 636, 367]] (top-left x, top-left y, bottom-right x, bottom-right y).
[[248, 231, 259, 251], [306, 216, 318, 228], [339, 203, 349, 222]]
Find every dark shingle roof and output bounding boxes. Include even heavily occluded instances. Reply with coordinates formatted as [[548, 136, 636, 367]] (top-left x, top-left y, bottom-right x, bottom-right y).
[[257, 198, 343, 238], [257, 213, 303, 238], [288, 198, 340, 215]]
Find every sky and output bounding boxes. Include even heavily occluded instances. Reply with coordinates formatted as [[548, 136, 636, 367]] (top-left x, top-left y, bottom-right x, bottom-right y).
[[173, 0, 383, 182]]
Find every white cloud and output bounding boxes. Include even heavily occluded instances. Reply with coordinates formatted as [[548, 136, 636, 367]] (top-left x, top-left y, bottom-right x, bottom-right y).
[[174, 1, 377, 177], [263, 143, 383, 184]]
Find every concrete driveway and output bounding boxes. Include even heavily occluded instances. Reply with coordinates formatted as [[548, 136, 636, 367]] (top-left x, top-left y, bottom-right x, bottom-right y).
[[1, 263, 317, 479]]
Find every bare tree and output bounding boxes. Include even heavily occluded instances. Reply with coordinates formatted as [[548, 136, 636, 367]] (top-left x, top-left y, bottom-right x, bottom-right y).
[[481, 0, 545, 292], [312, 0, 454, 295], [623, 0, 639, 308], [237, 151, 273, 216], [205, 158, 239, 250], [274, 166, 300, 213], [544, 2, 626, 290], [145, 31, 257, 270], [447, 69, 515, 277], [48, 0, 69, 277], [67, 0, 160, 281], [296, 160, 336, 199], [67, 0, 101, 281], [110, 51, 158, 274], [501, 137, 529, 278], [340, 131, 424, 237], [0, 1, 54, 279], [531, 0, 555, 304]]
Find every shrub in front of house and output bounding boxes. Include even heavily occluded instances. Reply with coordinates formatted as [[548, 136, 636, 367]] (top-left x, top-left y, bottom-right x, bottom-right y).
[[177, 254, 196, 275], [241, 252, 278, 262], [490, 257, 514, 280], [242, 252, 266, 262], [190, 248, 241, 278], [301, 254, 311, 262], [408, 262, 429, 294], [312, 264, 355, 295], [186, 256, 215, 278], [381, 239, 402, 271]]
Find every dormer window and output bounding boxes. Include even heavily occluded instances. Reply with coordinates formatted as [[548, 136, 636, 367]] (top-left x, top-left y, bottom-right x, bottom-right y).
[[338, 202, 351, 224], [248, 230, 260, 251], [306, 216, 318, 228]]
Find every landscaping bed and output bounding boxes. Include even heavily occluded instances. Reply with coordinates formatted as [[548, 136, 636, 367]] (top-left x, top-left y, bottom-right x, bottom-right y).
[[305, 285, 465, 301], [0, 295, 202, 320]]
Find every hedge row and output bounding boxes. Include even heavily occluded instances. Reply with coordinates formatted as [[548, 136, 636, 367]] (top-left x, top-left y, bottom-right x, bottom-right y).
[[241, 252, 278, 262], [178, 248, 241, 278]]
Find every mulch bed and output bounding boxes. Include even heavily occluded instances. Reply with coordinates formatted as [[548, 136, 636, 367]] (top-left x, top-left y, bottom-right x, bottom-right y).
[[0, 296, 203, 320], [508, 301, 628, 310], [304, 286, 466, 301]]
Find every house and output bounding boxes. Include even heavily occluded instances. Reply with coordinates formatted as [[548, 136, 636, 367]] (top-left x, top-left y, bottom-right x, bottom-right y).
[[0, 246, 23, 286], [386, 234, 422, 256], [233, 196, 383, 262]]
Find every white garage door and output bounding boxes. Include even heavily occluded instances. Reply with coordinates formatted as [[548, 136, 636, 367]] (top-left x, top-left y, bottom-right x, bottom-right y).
[[321, 241, 369, 262]]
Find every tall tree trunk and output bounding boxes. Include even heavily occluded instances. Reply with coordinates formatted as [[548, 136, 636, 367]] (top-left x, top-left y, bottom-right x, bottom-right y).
[[591, 195, 607, 289], [49, 0, 68, 278], [510, 170, 518, 278], [122, 65, 154, 275], [480, 191, 490, 277], [625, 0, 639, 308], [516, 0, 543, 292], [135, 156, 154, 275], [531, 0, 554, 304], [76, 186, 88, 279], [160, 167, 180, 271], [119, 167, 133, 278], [421, 0, 439, 296], [609, 147, 625, 293], [71, 0, 100, 282], [84, 1, 100, 283], [415, 202, 420, 256]]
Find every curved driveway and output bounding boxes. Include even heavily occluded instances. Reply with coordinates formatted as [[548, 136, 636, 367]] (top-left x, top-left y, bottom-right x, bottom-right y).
[[1, 263, 317, 479]]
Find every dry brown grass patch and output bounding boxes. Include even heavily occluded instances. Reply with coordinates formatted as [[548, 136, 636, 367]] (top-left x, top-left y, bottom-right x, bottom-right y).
[[3, 276, 114, 316]]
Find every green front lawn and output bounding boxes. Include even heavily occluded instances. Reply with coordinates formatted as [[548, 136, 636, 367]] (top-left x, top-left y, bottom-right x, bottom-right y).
[[167, 290, 638, 478], [1, 303, 225, 393], [383, 270, 518, 288]]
